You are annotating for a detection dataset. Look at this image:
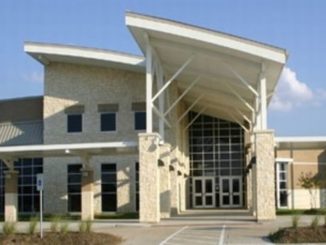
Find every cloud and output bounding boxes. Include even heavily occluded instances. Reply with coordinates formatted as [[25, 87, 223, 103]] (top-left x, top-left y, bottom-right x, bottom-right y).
[[270, 67, 314, 111], [22, 71, 43, 84]]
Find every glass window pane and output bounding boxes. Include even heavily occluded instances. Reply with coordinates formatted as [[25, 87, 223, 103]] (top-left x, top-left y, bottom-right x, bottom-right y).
[[205, 196, 213, 205], [135, 112, 146, 130], [67, 114, 82, 133], [280, 191, 288, 207], [233, 195, 240, 205], [222, 195, 230, 205], [195, 196, 202, 206], [222, 179, 229, 193], [101, 113, 116, 131], [205, 179, 213, 193], [232, 179, 240, 193], [195, 180, 202, 193]]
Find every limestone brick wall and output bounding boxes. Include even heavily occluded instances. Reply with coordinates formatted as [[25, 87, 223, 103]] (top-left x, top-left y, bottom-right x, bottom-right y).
[[44, 155, 138, 214], [43, 62, 144, 214]]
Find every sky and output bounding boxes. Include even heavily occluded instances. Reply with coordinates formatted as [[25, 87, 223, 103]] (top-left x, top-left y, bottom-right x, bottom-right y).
[[0, 0, 325, 136]]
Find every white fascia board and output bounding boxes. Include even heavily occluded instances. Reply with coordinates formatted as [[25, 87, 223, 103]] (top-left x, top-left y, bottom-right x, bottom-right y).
[[24, 42, 145, 67], [275, 136, 326, 143], [0, 141, 138, 154], [275, 158, 293, 163], [126, 13, 287, 64]]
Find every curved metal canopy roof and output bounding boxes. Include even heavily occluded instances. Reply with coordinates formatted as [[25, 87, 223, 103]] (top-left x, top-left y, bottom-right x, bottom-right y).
[[126, 12, 287, 126]]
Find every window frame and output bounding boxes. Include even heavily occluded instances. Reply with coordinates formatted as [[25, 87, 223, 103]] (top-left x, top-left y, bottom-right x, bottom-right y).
[[276, 160, 290, 209], [101, 163, 117, 212], [67, 164, 82, 213]]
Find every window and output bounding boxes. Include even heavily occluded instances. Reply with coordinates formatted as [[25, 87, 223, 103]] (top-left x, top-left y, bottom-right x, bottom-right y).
[[277, 162, 288, 208], [67, 114, 82, 133], [134, 112, 146, 130], [135, 162, 139, 211], [0, 158, 43, 214], [101, 113, 116, 132], [101, 164, 117, 212], [67, 164, 82, 212]]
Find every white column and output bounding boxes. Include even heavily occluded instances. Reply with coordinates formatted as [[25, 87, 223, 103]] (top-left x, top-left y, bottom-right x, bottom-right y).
[[146, 42, 153, 133], [260, 71, 267, 130], [158, 66, 165, 141]]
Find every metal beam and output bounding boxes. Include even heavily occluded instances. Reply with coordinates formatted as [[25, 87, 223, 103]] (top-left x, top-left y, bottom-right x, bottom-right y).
[[177, 95, 203, 123], [152, 105, 171, 128], [164, 76, 200, 117], [260, 64, 267, 129], [184, 107, 207, 131], [225, 84, 255, 112], [227, 112, 249, 132], [152, 55, 194, 102]]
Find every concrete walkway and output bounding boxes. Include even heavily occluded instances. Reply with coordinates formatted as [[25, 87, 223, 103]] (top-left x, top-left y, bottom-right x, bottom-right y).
[[0, 213, 322, 244]]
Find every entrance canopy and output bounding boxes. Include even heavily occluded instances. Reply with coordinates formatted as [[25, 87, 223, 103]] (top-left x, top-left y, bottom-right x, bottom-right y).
[[0, 141, 138, 159], [126, 12, 287, 132]]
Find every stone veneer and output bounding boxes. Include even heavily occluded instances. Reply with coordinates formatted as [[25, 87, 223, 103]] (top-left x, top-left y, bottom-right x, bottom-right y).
[[138, 133, 160, 223], [255, 130, 276, 220], [159, 143, 171, 218], [4, 171, 18, 222]]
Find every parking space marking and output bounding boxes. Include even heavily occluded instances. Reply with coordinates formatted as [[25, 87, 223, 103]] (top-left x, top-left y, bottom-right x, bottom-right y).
[[159, 226, 188, 245], [161, 226, 223, 245], [218, 225, 226, 245]]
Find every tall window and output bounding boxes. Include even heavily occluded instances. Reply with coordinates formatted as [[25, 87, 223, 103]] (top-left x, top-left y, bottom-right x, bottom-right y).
[[101, 113, 116, 132], [135, 162, 139, 211], [134, 112, 146, 130], [0, 161, 7, 213], [101, 164, 117, 212], [17, 158, 43, 213], [67, 114, 82, 133], [0, 158, 43, 214], [67, 164, 82, 212], [277, 162, 288, 208]]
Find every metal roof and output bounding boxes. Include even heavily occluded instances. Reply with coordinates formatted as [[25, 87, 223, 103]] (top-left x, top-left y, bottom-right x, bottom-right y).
[[0, 121, 43, 146], [126, 12, 287, 125]]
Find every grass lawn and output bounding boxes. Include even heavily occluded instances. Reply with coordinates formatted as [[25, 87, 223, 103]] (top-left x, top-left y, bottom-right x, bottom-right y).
[[277, 208, 326, 215]]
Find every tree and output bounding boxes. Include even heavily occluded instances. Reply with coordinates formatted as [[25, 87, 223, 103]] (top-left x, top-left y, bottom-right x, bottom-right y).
[[298, 172, 322, 209]]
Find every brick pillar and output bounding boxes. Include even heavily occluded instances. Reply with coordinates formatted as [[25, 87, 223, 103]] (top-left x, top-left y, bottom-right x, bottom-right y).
[[81, 168, 94, 221], [159, 143, 171, 219], [4, 170, 18, 222], [255, 130, 276, 220], [139, 133, 160, 223]]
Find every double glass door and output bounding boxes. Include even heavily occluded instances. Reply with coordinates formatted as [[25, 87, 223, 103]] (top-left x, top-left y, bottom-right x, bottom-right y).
[[192, 177, 215, 208], [219, 176, 242, 208]]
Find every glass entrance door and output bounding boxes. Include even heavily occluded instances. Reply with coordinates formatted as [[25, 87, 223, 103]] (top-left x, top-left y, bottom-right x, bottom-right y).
[[220, 176, 242, 208], [192, 177, 215, 208]]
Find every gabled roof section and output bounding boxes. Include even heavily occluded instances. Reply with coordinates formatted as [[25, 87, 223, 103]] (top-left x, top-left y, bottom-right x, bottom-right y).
[[25, 42, 145, 72]]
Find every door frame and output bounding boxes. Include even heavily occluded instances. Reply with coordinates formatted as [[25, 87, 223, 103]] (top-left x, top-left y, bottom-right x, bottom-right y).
[[219, 176, 243, 208], [192, 176, 215, 208]]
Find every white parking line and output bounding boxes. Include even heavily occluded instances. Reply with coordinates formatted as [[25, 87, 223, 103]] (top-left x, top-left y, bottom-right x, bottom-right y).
[[218, 225, 226, 245], [159, 226, 188, 245]]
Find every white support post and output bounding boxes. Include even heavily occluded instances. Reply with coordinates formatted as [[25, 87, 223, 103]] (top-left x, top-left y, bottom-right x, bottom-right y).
[[157, 65, 165, 141], [146, 38, 153, 133], [164, 76, 200, 117], [177, 95, 203, 123], [260, 65, 267, 130]]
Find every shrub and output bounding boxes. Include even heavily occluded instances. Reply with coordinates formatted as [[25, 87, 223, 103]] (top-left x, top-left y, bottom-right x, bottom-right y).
[[28, 216, 38, 235], [50, 215, 61, 232], [311, 216, 320, 230], [79, 219, 92, 233], [60, 222, 69, 234], [2, 222, 16, 235], [292, 215, 300, 229]]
